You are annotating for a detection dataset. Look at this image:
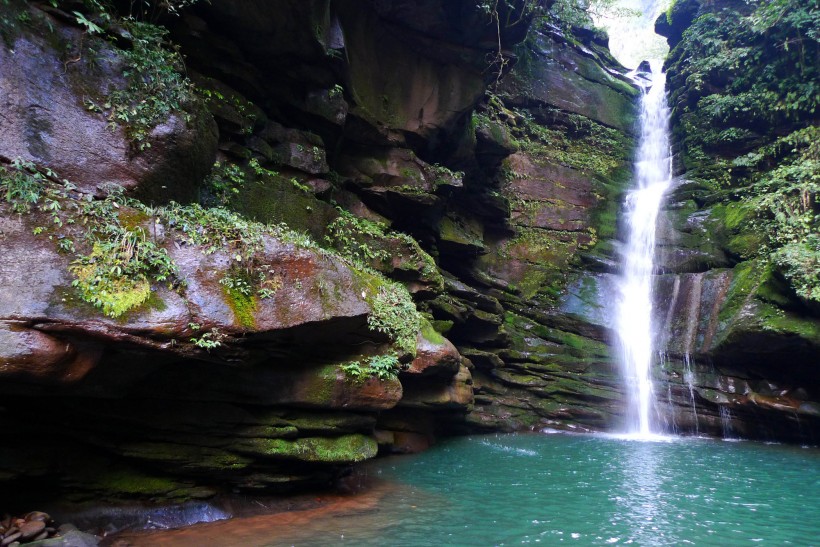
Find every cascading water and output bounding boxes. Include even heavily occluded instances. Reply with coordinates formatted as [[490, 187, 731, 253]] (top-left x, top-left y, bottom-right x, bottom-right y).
[[615, 64, 674, 437]]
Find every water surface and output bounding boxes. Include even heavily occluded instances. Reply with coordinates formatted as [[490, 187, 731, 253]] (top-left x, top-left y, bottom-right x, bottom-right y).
[[125, 433, 820, 546]]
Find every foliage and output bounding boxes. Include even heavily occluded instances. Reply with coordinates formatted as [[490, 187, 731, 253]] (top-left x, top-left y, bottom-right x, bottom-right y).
[[197, 85, 258, 135], [669, 1, 819, 136], [325, 208, 440, 284], [341, 353, 401, 381], [0, 158, 48, 213], [1, 157, 425, 347], [203, 161, 247, 206], [367, 281, 421, 355], [124, 0, 207, 22], [667, 0, 820, 302], [325, 209, 393, 266], [69, 193, 178, 317], [101, 20, 195, 150], [189, 324, 224, 350], [507, 106, 630, 177], [155, 202, 299, 301], [0, 160, 178, 317], [430, 163, 464, 187], [739, 128, 820, 302]]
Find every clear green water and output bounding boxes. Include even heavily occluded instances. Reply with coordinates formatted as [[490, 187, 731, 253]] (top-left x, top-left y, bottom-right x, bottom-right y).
[[290, 433, 820, 545]]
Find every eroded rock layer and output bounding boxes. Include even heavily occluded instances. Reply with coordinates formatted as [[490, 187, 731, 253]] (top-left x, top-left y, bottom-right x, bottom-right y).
[[649, 0, 820, 441]]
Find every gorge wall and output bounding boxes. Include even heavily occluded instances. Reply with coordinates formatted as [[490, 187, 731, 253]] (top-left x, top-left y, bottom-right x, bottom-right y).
[[0, 0, 817, 511], [649, 0, 820, 441]]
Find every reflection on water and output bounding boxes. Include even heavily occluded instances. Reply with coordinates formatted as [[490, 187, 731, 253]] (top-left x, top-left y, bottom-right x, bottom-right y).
[[115, 433, 820, 546], [615, 440, 665, 544]]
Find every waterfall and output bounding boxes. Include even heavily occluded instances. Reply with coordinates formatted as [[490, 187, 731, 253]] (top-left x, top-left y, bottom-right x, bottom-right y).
[[615, 66, 673, 437], [682, 353, 699, 435]]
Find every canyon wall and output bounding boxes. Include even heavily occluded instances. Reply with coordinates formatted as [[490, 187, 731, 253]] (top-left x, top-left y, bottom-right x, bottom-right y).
[[651, 0, 820, 440]]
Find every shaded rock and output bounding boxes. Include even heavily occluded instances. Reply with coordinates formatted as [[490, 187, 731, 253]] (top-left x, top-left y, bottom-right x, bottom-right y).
[[404, 323, 461, 376], [499, 29, 638, 133], [0, 7, 217, 202], [399, 364, 474, 409], [0, 323, 98, 384], [18, 521, 44, 541], [655, 0, 700, 50]]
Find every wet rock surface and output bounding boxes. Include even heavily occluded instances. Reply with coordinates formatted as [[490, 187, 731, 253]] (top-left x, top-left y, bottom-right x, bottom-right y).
[[649, 0, 820, 439]]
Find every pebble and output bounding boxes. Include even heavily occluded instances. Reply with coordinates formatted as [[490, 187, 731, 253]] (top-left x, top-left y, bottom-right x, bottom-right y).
[[0, 511, 68, 545], [18, 522, 44, 541]]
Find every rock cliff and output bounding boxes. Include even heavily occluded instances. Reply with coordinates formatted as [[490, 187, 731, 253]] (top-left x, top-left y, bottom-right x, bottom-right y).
[[651, 0, 820, 440], [0, 0, 542, 506]]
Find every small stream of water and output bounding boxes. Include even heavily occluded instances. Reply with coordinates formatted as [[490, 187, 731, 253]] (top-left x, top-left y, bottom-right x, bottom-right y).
[[615, 65, 674, 437]]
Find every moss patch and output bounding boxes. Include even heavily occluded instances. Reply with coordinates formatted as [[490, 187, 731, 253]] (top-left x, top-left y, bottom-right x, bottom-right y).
[[236, 434, 378, 464], [221, 279, 258, 329]]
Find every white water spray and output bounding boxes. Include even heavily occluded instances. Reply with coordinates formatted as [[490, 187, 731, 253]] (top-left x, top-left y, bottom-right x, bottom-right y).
[[616, 66, 673, 437]]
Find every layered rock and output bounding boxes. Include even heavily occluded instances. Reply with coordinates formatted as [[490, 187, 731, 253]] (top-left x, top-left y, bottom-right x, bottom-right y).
[[0, 0, 487, 506], [649, 0, 820, 441], [421, 23, 640, 433]]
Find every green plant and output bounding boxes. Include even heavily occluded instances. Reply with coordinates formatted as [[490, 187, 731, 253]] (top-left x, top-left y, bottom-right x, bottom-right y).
[[667, 1, 820, 302], [341, 353, 401, 381], [430, 163, 464, 187], [191, 328, 223, 350], [102, 20, 196, 150], [70, 195, 179, 317], [325, 209, 392, 266], [0, 158, 48, 213], [203, 161, 247, 206], [197, 85, 258, 135], [367, 281, 421, 355]]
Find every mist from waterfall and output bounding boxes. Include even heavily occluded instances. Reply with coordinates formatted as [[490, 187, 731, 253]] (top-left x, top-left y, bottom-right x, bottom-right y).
[[615, 65, 673, 437]]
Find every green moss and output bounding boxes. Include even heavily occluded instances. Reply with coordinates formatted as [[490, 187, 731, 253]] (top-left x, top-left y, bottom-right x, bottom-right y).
[[367, 279, 422, 355], [90, 468, 184, 497], [726, 233, 762, 260], [71, 242, 157, 318], [508, 107, 632, 179], [325, 208, 443, 291], [221, 277, 257, 329], [236, 434, 378, 463], [438, 214, 484, 250], [430, 319, 454, 335], [420, 318, 446, 345]]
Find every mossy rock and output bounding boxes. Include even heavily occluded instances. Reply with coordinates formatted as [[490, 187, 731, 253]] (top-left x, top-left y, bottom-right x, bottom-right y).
[[230, 175, 338, 242], [234, 434, 378, 464], [711, 260, 820, 361]]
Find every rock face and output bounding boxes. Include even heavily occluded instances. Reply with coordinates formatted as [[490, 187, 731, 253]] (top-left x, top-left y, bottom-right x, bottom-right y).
[[0, 1, 217, 202], [0, 0, 521, 506], [649, 0, 820, 440]]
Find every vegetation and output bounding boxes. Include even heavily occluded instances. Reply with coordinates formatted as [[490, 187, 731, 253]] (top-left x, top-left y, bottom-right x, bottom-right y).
[[367, 281, 421, 355], [70, 196, 178, 318], [97, 20, 195, 150], [325, 208, 441, 286], [1, 155, 425, 350], [341, 353, 401, 381], [0, 160, 179, 317], [667, 0, 819, 302]]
